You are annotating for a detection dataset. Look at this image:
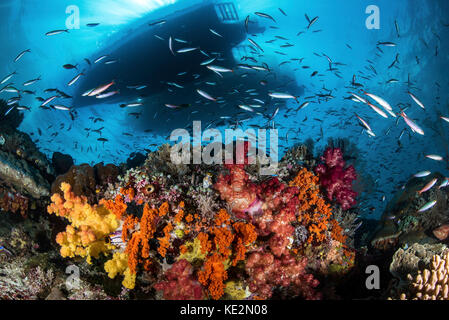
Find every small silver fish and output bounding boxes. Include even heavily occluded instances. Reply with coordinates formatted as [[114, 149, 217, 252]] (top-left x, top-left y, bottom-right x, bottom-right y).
[[46, 29, 69, 36], [209, 28, 223, 38], [14, 49, 31, 62], [68, 73, 83, 86], [1, 71, 17, 84], [94, 55, 109, 64], [23, 76, 41, 86], [169, 36, 175, 55], [255, 12, 276, 23], [53, 105, 71, 111], [248, 38, 264, 52], [418, 200, 437, 212], [439, 178, 449, 189], [418, 178, 438, 194], [206, 65, 233, 73], [408, 92, 425, 109], [196, 89, 216, 102], [414, 171, 431, 178], [177, 47, 198, 53], [426, 154, 443, 161]]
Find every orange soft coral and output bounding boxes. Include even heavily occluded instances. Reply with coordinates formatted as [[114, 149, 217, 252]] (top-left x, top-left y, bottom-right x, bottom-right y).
[[120, 187, 135, 202], [122, 215, 138, 242], [99, 194, 127, 220], [125, 203, 158, 274], [198, 252, 228, 300], [197, 232, 212, 254], [174, 209, 185, 224], [158, 222, 173, 257], [232, 222, 257, 266], [212, 226, 234, 257], [196, 210, 257, 299], [289, 168, 336, 245], [158, 201, 170, 217], [215, 208, 231, 226]]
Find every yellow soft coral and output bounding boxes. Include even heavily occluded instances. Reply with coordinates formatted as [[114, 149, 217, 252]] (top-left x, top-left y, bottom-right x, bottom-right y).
[[48, 182, 119, 264], [178, 238, 208, 263], [104, 252, 136, 289], [224, 281, 250, 300]]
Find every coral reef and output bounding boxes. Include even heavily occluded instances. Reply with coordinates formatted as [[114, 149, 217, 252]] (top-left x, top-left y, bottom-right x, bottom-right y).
[[1, 142, 366, 300], [2, 129, 449, 302]]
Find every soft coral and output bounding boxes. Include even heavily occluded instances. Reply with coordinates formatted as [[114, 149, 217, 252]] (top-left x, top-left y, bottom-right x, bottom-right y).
[[315, 147, 357, 210], [154, 259, 204, 300]]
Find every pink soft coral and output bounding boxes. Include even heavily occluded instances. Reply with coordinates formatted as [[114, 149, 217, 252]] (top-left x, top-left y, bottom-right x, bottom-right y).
[[214, 164, 258, 215], [154, 259, 204, 300], [214, 141, 257, 215], [215, 158, 300, 257], [246, 252, 321, 300], [253, 178, 299, 256], [315, 147, 357, 210]]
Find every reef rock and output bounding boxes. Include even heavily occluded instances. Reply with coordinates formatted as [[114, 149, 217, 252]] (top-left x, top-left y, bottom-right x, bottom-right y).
[[0, 108, 55, 199], [51, 163, 120, 203], [45, 287, 66, 300], [390, 243, 448, 280], [0, 150, 49, 198], [0, 126, 54, 178], [51, 152, 74, 176]]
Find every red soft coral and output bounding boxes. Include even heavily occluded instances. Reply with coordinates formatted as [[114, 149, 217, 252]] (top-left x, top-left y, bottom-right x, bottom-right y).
[[154, 259, 204, 300], [315, 147, 357, 210]]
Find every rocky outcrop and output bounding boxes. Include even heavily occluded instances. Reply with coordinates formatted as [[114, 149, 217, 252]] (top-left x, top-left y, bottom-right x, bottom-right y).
[[390, 243, 448, 280], [51, 163, 120, 203], [51, 152, 74, 176], [0, 150, 49, 198]]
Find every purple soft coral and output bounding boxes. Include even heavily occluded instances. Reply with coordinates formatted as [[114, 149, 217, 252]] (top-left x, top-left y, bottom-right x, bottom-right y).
[[315, 147, 357, 210]]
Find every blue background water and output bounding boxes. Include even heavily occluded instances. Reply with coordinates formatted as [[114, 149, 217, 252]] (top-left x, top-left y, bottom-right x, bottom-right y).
[[1, 0, 449, 219]]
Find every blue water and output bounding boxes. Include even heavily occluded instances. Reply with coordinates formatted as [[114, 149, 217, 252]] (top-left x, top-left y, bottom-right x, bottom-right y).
[[1, 0, 449, 219]]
